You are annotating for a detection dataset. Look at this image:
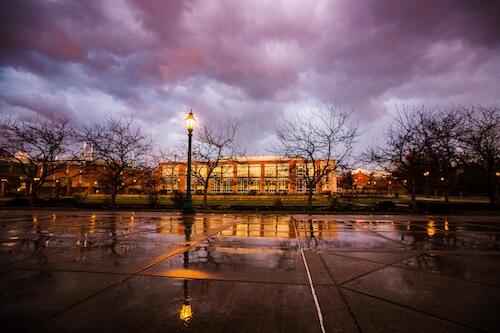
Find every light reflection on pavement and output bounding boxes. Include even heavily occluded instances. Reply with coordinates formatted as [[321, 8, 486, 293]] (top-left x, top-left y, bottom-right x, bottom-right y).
[[0, 211, 499, 332]]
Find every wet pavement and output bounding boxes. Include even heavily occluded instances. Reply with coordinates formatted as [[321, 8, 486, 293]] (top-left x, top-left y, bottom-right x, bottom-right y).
[[0, 211, 499, 332]]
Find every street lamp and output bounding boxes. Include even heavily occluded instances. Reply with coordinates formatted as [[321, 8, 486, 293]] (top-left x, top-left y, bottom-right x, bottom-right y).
[[183, 110, 196, 213]]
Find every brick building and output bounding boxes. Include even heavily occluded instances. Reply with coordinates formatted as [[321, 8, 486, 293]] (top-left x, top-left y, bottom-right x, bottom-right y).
[[159, 156, 337, 194], [1, 155, 337, 197]]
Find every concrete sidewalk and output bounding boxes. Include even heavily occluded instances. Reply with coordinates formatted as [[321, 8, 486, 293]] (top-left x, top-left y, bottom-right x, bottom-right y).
[[0, 211, 499, 332]]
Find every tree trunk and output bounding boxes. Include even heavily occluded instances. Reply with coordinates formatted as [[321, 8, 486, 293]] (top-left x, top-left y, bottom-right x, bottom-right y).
[[487, 188, 495, 206], [25, 180, 31, 200], [307, 186, 313, 211], [489, 184, 500, 208], [410, 183, 417, 211], [66, 178, 72, 196], [487, 173, 499, 207], [110, 187, 117, 210], [443, 190, 449, 205], [29, 189, 37, 205], [495, 188, 500, 208], [203, 185, 209, 209], [27, 180, 38, 205], [481, 165, 497, 207]]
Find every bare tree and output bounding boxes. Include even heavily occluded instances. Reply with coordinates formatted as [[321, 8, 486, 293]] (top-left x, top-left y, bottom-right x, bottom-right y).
[[338, 170, 355, 193], [191, 118, 240, 208], [419, 108, 463, 205], [142, 148, 181, 207], [80, 117, 152, 209], [274, 104, 359, 210], [461, 105, 500, 206], [367, 105, 428, 211], [0, 115, 73, 203]]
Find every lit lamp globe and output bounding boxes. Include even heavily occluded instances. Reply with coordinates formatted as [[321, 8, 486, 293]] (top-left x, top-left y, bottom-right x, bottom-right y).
[[185, 110, 196, 133]]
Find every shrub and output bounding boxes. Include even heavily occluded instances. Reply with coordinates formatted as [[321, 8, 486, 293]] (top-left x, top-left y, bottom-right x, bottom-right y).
[[375, 200, 396, 210], [72, 194, 84, 203], [5, 198, 30, 206], [329, 196, 339, 210], [6, 198, 48, 206], [273, 198, 283, 209], [59, 198, 78, 205], [102, 197, 112, 208], [147, 190, 159, 208]]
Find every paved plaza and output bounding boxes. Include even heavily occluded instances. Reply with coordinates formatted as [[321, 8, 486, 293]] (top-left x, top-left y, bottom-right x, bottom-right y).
[[0, 211, 499, 332]]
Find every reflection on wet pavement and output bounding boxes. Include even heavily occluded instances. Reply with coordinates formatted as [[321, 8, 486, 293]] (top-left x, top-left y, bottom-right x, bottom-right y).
[[0, 211, 499, 332]]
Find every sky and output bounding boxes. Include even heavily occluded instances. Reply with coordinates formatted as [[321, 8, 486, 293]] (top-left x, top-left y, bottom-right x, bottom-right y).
[[1, 0, 500, 156]]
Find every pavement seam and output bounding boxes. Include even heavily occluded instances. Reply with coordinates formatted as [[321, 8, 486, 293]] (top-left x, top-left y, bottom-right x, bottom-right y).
[[0, 267, 128, 276], [23, 219, 236, 332], [292, 217, 326, 333], [338, 254, 415, 287], [322, 250, 416, 266], [390, 258, 500, 289], [316, 252, 363, 333], [326, 250, 500, 289], [340, 286, 485, 332]]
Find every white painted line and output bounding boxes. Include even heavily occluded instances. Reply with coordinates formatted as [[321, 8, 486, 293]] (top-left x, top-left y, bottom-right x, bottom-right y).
[[292, 217, 326, 333]]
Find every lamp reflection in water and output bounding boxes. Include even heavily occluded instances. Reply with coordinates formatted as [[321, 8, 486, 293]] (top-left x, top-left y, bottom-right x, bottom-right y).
[[179, 280, 193, 324], [427, 220, 436, 237], [179, 214, 194, 325]]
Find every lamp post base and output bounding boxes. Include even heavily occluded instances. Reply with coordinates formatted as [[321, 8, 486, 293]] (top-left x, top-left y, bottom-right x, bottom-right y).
[[182, 200, 195, 214]]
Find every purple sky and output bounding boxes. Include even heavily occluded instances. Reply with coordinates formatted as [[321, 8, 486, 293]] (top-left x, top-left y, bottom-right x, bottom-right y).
[[1, 0, 500, 155]]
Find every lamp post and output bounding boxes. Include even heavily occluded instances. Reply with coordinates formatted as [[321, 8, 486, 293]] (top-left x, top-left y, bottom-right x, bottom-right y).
[[183, 110, 196, 213]]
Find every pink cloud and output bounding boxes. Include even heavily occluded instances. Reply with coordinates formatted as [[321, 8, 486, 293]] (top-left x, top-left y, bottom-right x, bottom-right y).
[[1, 0, 500, 152]]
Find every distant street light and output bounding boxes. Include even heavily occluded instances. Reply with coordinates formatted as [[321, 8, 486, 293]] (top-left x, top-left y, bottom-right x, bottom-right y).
[[423, 171, 430, 197], [183, 110, 196, 214]]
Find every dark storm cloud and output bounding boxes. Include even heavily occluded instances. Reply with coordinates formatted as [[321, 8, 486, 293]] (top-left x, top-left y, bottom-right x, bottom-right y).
[[1, 0, 499, 152]]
